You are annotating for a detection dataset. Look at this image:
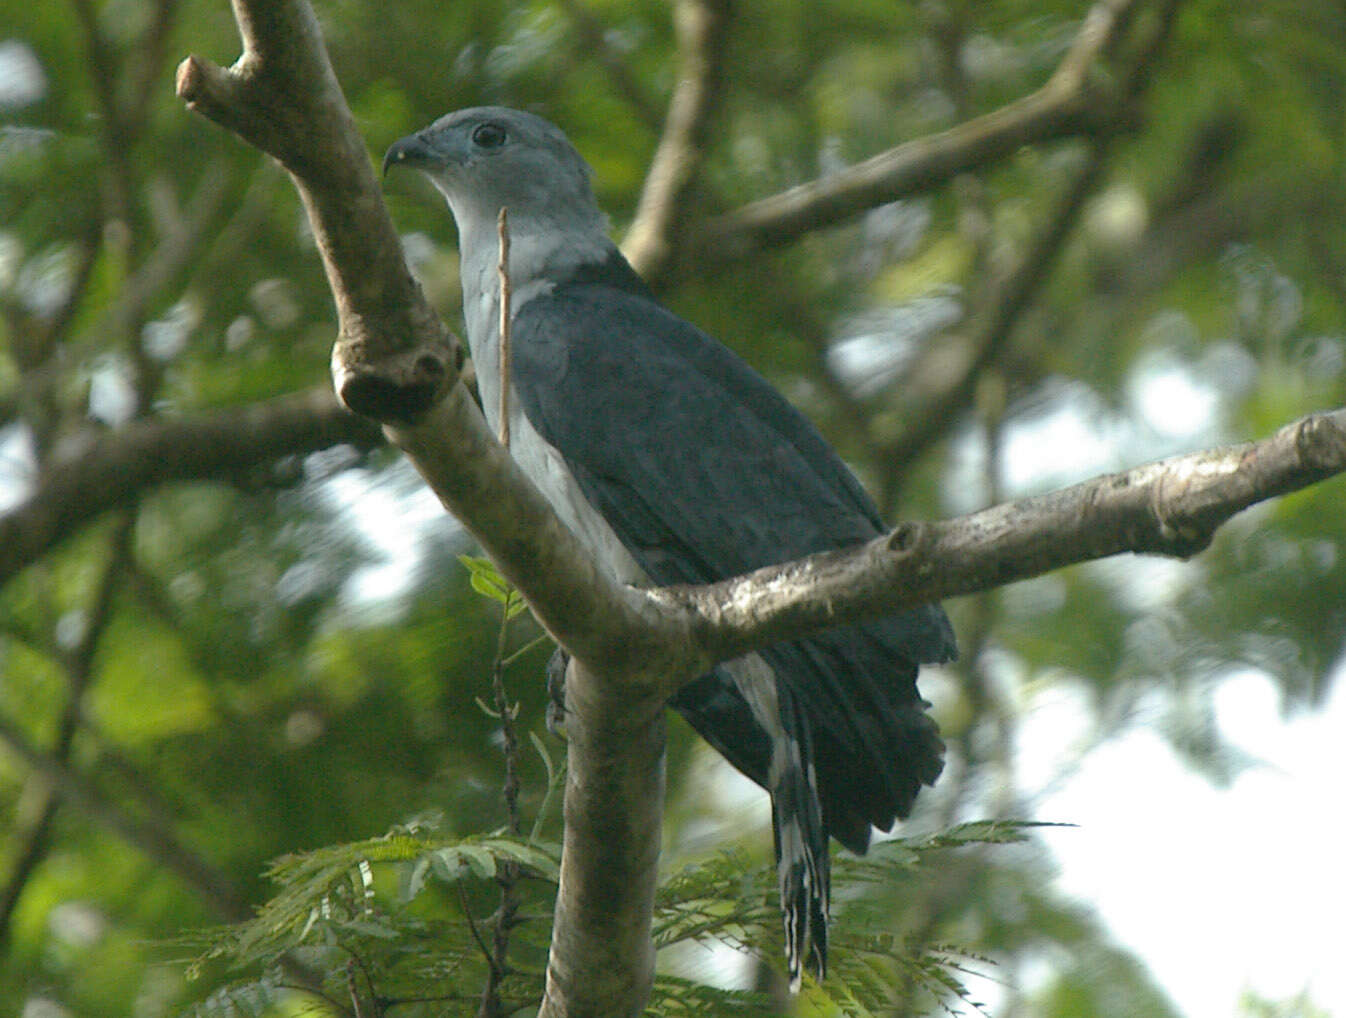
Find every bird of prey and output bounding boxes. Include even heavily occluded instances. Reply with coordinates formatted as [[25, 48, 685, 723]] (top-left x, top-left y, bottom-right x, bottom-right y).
[[384, 106, 956, 986]]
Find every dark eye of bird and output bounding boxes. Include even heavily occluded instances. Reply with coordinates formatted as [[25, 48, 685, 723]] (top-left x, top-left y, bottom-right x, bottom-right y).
[[471, 123, 507, 149]]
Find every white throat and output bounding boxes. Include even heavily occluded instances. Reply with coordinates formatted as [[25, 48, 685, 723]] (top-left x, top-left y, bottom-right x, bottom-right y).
[[435, 192, 645, 587], [445, 200, 612, 431]]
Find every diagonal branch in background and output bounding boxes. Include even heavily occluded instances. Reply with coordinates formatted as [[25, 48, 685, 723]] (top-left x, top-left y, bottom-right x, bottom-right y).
[[622, 0, 733, 283], [0, 711, 249, 922], [0, 388, 379, 587], [554, 0, 664, 133], [688, 0, 1147, 270], [70, 0, 138, 226], [0, 228, 102, 449], [876, 140, 1110, 507], [99, 159, 235, 343], [877, 0, 1184, 497], [0, 516, 134, 956]]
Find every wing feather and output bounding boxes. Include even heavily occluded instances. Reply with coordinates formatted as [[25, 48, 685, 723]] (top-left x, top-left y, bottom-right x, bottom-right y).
[[511, 281, 955, 844]]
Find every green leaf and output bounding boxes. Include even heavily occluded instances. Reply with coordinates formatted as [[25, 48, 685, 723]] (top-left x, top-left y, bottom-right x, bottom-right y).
[[457, 844, 498, 880], [458, 553, 513, 605], [400, 855, 431, 902], [479, 837, 562, 881], [429, 846, 467, 882]]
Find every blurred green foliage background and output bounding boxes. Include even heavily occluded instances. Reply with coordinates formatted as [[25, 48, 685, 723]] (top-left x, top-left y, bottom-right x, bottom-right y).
[[1, 0, 1344, 1015]]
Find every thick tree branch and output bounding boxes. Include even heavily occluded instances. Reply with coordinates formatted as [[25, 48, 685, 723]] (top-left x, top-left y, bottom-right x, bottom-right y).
[[665, 408, 1346, 666], [391, 403, 679, 1018], [175, 0, 455, 422], [178, 8, 692, 1013], [541, 657, 665, 1018], [388, 397, 679, 682], [687, 0, 1144, 269], [0, 389, 379, 586], [622, 0, 732, 283]]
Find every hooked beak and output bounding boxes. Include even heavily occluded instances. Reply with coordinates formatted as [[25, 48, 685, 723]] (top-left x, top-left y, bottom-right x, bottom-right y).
[[382, 134, 439, 178]]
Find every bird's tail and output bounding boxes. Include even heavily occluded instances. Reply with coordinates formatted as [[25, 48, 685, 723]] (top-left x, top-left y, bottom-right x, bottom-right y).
[[771, 686, 830, 990], [671, 660, 834, 986]]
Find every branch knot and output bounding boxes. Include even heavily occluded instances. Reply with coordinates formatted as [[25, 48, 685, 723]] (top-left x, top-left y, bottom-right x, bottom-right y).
[[886, 521, 929, 555], [332, 341, 456, 424], [1294, 411, 1346, 473]]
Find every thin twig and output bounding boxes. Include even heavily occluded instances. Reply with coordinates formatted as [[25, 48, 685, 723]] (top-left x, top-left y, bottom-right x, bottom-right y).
[[529, 753, 562, 846], [497, 207, 512, 451], [0, 388, 379, 587], [0, 515, 134, 954], [479, 593, 523, 1018], [341, 944, 386, 1018], [500, 631, 552, 668], [347, 958, 370, 1018], [458, 881, 495, 968], [493, 598, 523, 839]]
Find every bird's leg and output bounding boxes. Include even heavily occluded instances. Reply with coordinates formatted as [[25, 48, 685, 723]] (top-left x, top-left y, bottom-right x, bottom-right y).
[[545, 647, 570, 736]]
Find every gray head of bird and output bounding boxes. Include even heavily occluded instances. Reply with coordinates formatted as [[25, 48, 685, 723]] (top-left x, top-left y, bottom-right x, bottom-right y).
[[384, 106, 607, 252]]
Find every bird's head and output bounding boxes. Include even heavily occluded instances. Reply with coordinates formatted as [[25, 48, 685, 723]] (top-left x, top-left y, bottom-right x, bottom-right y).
[[384, 106, 606, 245]]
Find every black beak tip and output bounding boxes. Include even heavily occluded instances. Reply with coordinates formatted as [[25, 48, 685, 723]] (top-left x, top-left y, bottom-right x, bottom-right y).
[[381, 139, 410, 179], [383, 134, 449, 180]]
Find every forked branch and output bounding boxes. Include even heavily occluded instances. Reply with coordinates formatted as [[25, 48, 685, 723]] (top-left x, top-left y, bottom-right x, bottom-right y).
[[689, 0, 1152, 268], [172, 3, 1346, 1018]]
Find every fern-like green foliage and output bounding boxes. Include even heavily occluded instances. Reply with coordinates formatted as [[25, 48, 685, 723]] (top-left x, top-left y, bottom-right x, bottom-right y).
[[182, 557, 1056, 1016], [181, 818, 1051, 1016], [181, 815, 562, 1016], [646, 822, 1057, 1018]]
